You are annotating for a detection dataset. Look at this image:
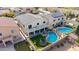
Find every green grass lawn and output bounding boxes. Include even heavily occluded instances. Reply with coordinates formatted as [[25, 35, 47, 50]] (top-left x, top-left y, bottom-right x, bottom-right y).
[[14, 40, 31, 51], [30, 34, 49, 49], [76, 36, 79, 43]]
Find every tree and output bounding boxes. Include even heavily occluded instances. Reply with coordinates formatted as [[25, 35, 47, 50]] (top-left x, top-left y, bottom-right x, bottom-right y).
[[76, 16, 79, 22], [76, 25, 79, 35], [7, 12, 15, 17], [70, 13, 75, 18], [2, 11, 15, 17], [76, 15, 79, 19], [2, 13, 7, 16], [65, 12, 70, 19]]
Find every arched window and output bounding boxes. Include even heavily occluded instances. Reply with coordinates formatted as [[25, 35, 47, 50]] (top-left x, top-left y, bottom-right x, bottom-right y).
[[43, 21, 45, 23], [37, 23, 39, 25], [62, 17, 64, 20], [28, 25, 32, 29]]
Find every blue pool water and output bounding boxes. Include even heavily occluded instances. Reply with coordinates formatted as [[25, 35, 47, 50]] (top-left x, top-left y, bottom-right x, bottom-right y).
[[47, 31, 58, 43], [58, 27, 73, 33]]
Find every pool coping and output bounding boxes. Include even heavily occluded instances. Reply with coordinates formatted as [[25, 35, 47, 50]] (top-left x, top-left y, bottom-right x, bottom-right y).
[[46, 31, 59, 44]]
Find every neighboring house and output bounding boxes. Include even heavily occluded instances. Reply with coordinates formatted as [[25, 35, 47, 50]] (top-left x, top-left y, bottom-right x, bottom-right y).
[[10, 7, 25, 16], [22, 7, 33, 13], [0, 9, 11, 16], [10, 7, 34, 16], [39, 11, 66, 29], [0, 7, 10, 10], [14, 13, 48, 37], [0, 17, 20, 47], [66, 20, 79, 27]]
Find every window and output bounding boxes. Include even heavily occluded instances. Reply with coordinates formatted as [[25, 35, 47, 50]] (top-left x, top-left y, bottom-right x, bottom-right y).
[[37, 23, 39, 25], [35, 30, 39, 34], [29, 32, 34, 35], [40, 28, 44, 33], [0, 33, 2, 36], [52, 24, 54, 27], [26, 8, 30, 10], [19, 10, 21, 12], [0, 40, 2, 43], [62, 18, 64, 20], [45, 27, 48, 31], [58, 18, 60, 20], [28, 25, 32, 29], [61, 22, 63, 25], [43, 21, 45, 23], [11, 29, 16, 33], [53, 20, 55, 22]]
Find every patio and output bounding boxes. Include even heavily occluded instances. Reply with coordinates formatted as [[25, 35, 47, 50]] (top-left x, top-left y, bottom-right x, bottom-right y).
[[67, 33, 78, 43], [49, 41, 79, 51]]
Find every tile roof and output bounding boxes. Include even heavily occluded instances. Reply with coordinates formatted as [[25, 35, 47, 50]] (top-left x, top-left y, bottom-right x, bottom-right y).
[[0, 17, 18, 27], [15, 13, 45, 26]]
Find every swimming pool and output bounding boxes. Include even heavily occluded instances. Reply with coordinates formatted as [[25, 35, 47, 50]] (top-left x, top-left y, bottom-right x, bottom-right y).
[[47, 31, 58, 43], [57, 27, 73, 33]]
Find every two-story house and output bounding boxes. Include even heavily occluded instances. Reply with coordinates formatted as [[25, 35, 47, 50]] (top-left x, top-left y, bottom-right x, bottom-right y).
[[0, 17, 20, 46], [15, 13, 48, 37]]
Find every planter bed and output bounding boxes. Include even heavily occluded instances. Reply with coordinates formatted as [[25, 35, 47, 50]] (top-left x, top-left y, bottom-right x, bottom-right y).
[[14, 40, 31, 51]]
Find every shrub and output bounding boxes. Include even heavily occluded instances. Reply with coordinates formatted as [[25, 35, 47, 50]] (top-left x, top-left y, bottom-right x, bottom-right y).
[[2, 13, 7, 16], [6, 12, 15, 17], [65, 25, 73, 28], [76, 37, 79, 43], [60, 43, 64, 46], [63, 41, 66, 43], [2, 12, 15, 17], [76, 25, 79, 35], [57, 45, 60, 48]]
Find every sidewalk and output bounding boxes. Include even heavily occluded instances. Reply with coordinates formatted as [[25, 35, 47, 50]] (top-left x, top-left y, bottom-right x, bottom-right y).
[[0, 44, 15, 51]]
